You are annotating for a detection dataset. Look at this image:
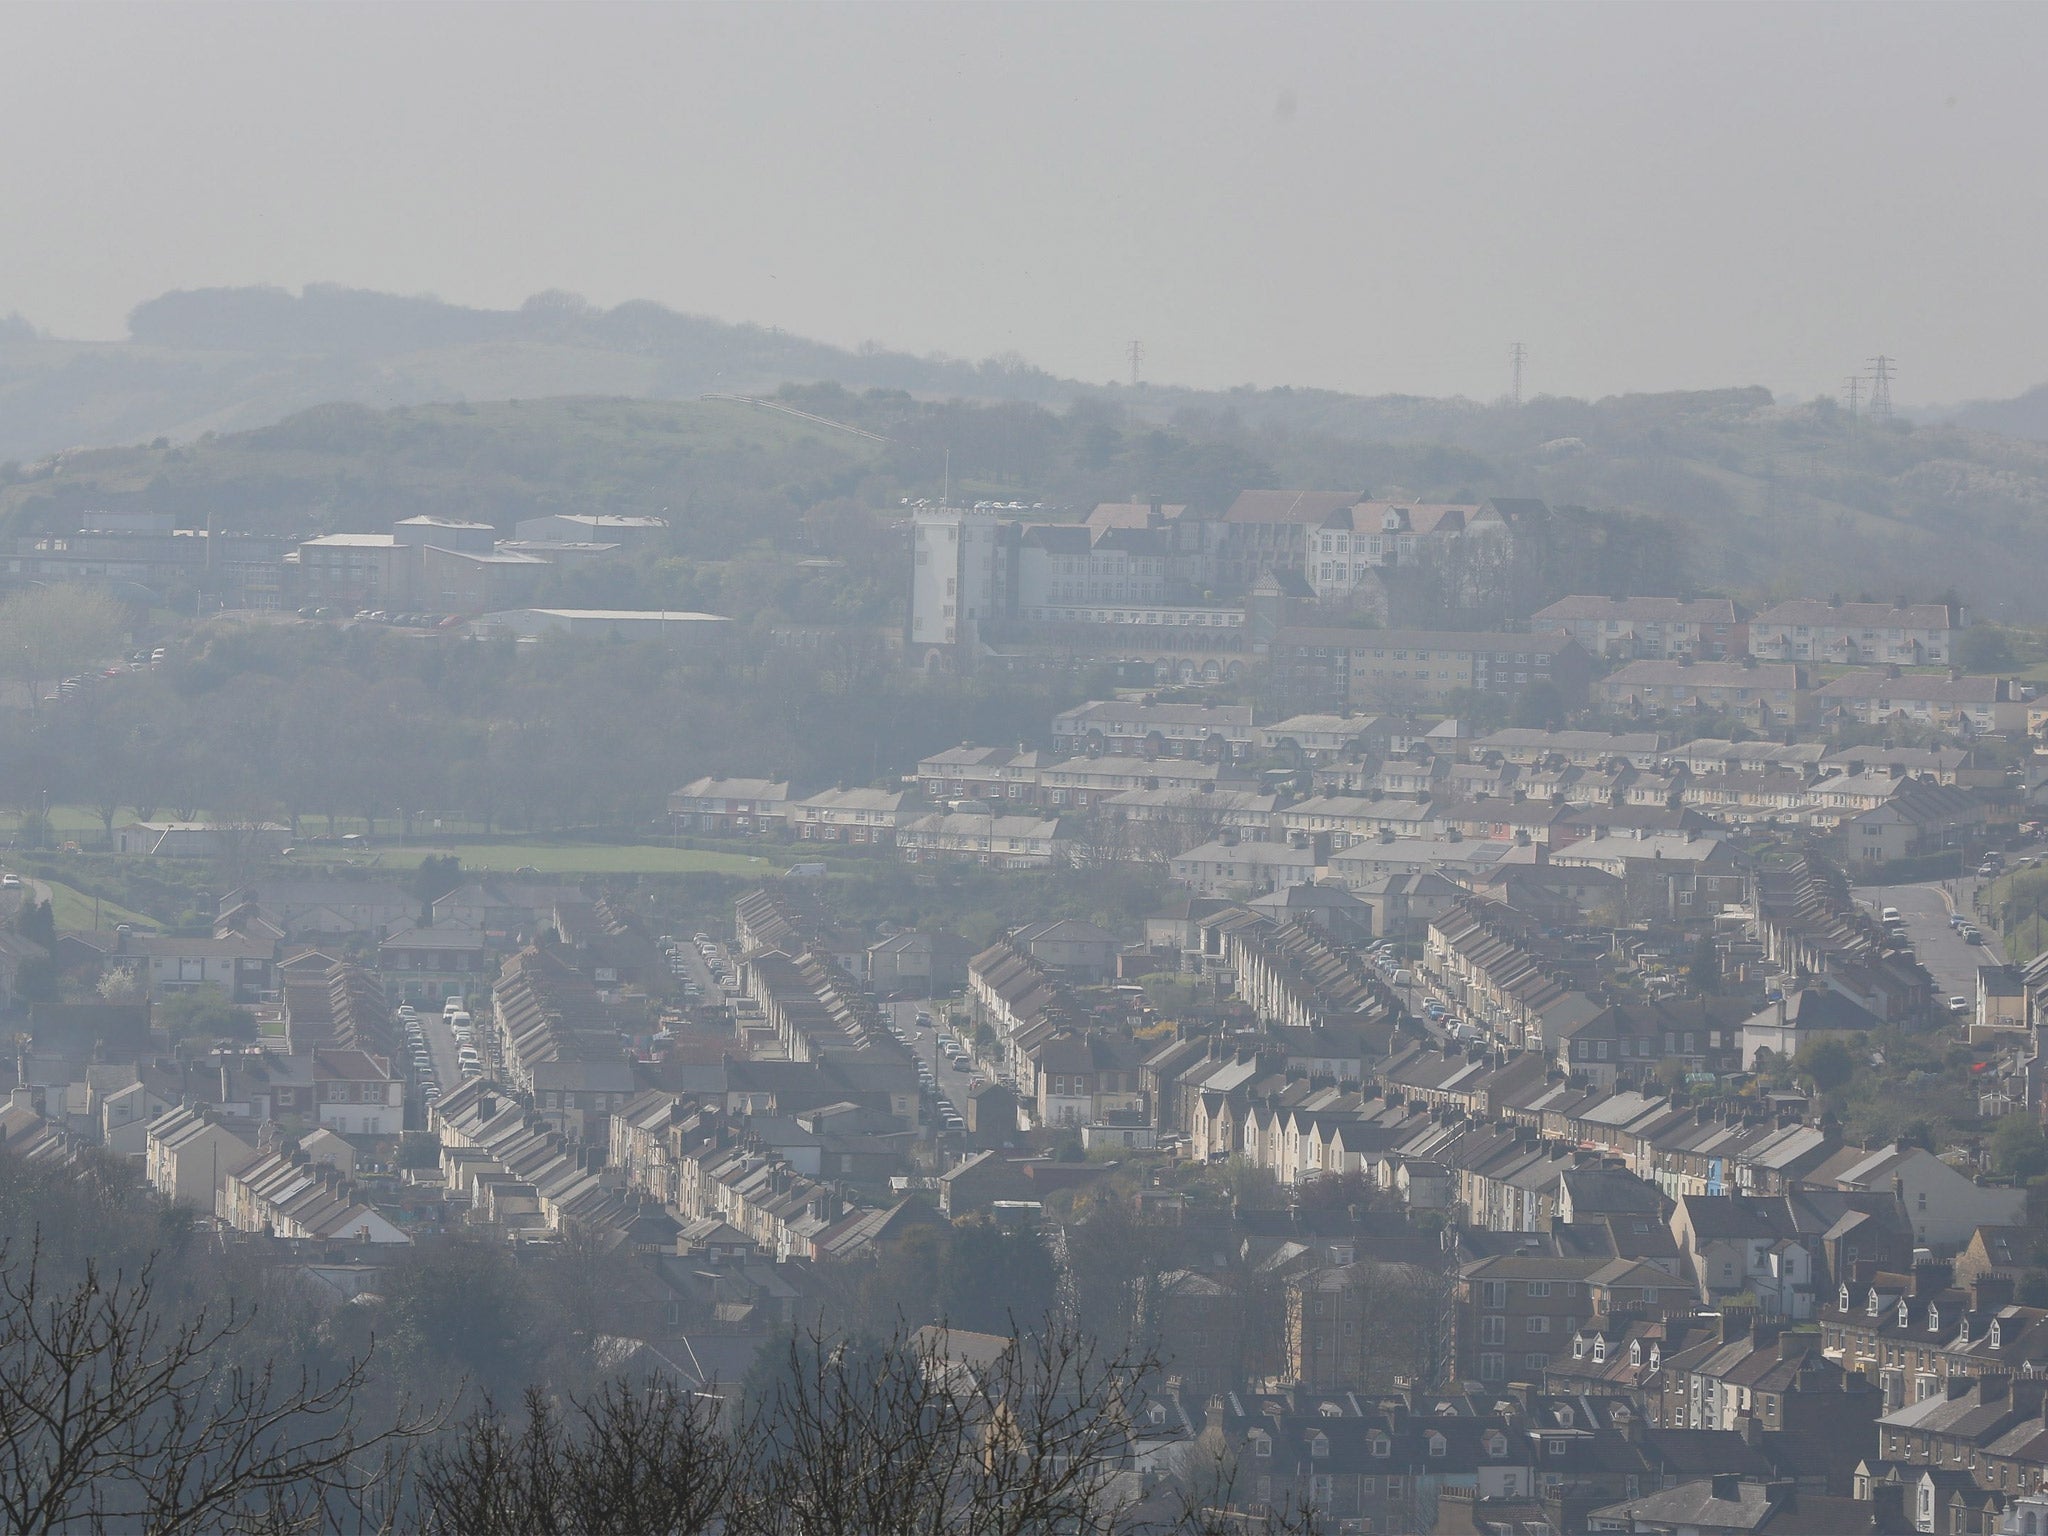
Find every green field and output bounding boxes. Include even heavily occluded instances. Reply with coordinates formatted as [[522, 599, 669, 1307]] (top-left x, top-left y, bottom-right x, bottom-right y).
[[34, 879, 158, 932], [287, 842, 775, 877]]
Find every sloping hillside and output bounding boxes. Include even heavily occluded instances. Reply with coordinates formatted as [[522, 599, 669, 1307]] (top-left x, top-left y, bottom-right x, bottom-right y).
[[0, 397, 886, 556], [1131, 386, 2048, 621], [0, 286, 1064, 464], [7, 288, 2048, 620]]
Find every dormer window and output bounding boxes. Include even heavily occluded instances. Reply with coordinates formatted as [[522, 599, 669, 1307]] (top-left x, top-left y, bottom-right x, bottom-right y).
[[1959, 1319, 1971, 1345], [1149, 1403, 1168, 1426], [1868, 1289, 1882, 1317], [1840, 1284, 1852, 1310], [1250, 1431, 1271, 1459], [1310, 1432, 1329, 1459], [1573, 1334, 1586, 1360], [1593, 1337, 1607, 1363], [1992, 1322, 2004, 1349], [1928, 1306, 1940, 1334], [1486, 1432, 1508, 1458], [1649, 1346, 1661, 1371], [1630, 1339, 1642, 1366], [1427, 1432, 1447, 1458], [1371, 1433, 1391, 1458]]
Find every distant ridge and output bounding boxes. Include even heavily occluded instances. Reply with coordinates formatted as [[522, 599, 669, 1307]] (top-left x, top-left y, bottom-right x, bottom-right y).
[[1948, 381, 2048, 443]]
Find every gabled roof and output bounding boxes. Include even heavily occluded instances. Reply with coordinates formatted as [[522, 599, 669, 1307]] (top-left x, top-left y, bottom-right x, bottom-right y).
[[1222, 490, 1363, 525]]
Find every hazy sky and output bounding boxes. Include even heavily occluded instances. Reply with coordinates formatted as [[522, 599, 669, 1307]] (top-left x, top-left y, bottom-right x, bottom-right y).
[[3, 3, 2043, 405]]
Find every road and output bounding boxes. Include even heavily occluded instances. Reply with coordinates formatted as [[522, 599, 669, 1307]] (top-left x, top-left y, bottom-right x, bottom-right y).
[[1386, 959, 1463, 1046], [666, 933, 728, 1000], [889, 1000, 978, 1120], [400, 1003, 470, 1116], [1854, 877, 2002, 1011]]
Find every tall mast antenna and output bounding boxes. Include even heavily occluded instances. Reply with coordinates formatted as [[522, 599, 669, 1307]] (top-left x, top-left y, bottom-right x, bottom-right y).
[[1128, 340, 1144, 388], [1508, 342, 1527, 405]]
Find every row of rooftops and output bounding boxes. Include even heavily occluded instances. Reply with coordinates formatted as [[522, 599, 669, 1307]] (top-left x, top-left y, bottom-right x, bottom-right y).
[[1536, 594, 1954, 631]]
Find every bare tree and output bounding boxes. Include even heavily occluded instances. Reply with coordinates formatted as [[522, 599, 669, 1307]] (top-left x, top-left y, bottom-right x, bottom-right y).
[[728, 1322, 1165, 1536], [0, 585, 127, 716], [0, 1241, 433, 1535], [1067, 809, 1134, 870], [1123, 791, 1237, 864], [417, 1379, 738, 1536]]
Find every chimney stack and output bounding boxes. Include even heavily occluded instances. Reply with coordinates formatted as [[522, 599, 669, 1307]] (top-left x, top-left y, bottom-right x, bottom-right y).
[[1972, 1274, 2015, 1314]]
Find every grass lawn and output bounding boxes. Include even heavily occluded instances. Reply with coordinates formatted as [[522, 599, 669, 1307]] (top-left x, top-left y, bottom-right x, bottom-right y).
[[0, 806, 116, 842], [288, 842, 775, 877], [35, 879, 158, 932]]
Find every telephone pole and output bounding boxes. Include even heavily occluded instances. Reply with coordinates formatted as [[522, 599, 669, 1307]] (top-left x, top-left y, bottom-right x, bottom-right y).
[[1508, 341, 1527, 405], [1127, 339, 1144, 388], [1867, 355, 1895, 421]]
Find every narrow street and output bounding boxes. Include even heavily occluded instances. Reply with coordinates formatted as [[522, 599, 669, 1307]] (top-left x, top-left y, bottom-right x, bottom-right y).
[[889, 999, 978, 1123], [1853, 877, 2003, 1010]]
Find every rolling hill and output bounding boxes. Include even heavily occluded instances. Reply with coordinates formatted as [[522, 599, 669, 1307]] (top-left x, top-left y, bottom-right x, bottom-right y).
[[6, 286, 2048, 619]]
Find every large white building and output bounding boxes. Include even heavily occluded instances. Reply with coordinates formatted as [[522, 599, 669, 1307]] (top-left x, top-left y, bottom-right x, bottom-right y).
[[907, 506, 1010, 666]]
